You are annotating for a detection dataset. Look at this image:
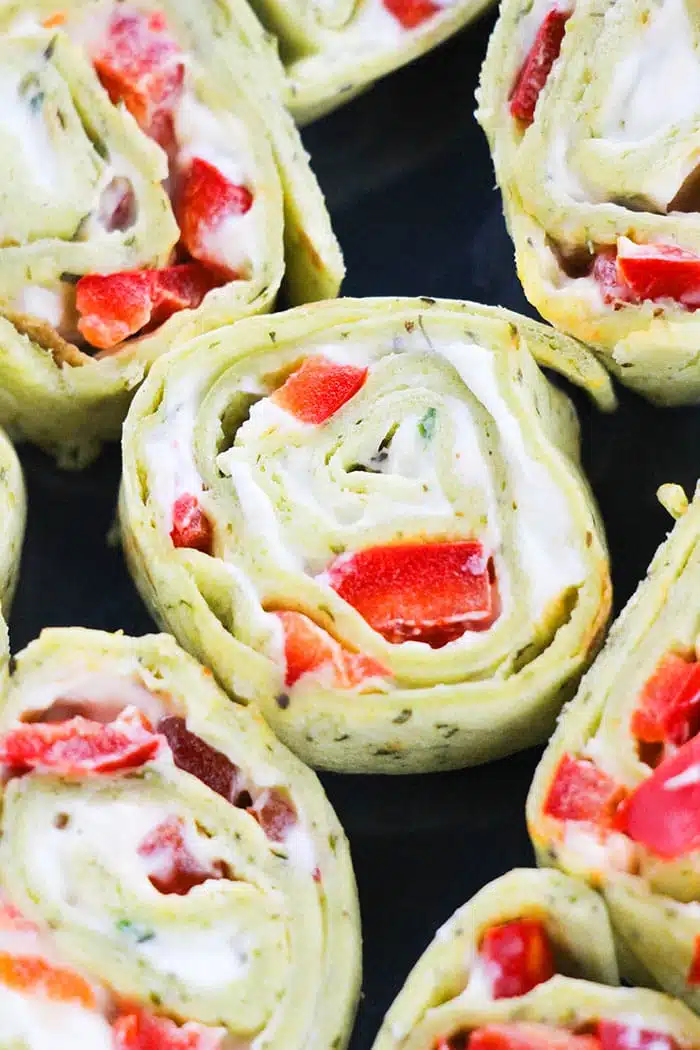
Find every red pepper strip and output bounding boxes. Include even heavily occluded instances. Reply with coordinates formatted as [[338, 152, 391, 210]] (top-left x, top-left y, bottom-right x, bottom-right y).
[[631, 652, 700, 748], [273, 356, 368, 424], [326, 540, 499, 647], [248, 789, 297, 842], [274, 610, 388, 689], [382, 0, 440, 29], [688, 935, 700, 985], [596, 1021, 679, 1050], [92, 8, 184, 148], [76, 263, 220, 350], [0, 707, 160, 774], [543, 754, 626, 826], [170, 494, 214, 554], [137, 816, 228, 895], [615, 240, 700, 308], [509, 10, 570, 124], [177, 157, 253, 281], [478, 919, 555, 999], [616, 734, 700, 858], [469, 1023, 602, 1050], [113, 1009, 224, 1050], [0, 953, 95, 1007]]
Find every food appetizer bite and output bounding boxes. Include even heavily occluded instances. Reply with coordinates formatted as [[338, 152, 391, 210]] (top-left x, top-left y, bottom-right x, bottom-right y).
[[528, 483, 700, 1008], [0, 627, 360, 1049], [477, 0, 700, 405], [120, 296, 613, 773], [0, 0, 342, 466], [250, 0, 494, 124]]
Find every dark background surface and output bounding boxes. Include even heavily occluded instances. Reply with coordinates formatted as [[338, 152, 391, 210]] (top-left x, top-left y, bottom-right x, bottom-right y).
[[10, 11, 700, 1049]]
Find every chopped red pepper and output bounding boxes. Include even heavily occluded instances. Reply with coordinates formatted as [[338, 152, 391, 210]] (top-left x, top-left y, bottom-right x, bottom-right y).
[[137, 816, 229, 895], [631, 652, 700, 749], [543, 754, 626, 826], [248, 788, 297, 842], [273, 356, 368, 425], [114, 1009, 224, 1050], [596, 1021, 679, 1050], [592, 250, 634, 306], [274, 610, 388, 689], [617, 734, 700, 858], [158, 716, 241, 802], [381, 0, 440, 29], [92, 9, 184, 148], [177, 157, 253, 281], [688, 935, 700, 985], [469, 1023, 601, 1050], [326, 540, 499, 647], [0, 707, 160, 775], [76, 263, 220, 350], [0, 953, 95, 1007], [478, 919, 555, 998], [170, 494, 214, 554], [509, 10, 570, 124], [615, 240, 700, 308]]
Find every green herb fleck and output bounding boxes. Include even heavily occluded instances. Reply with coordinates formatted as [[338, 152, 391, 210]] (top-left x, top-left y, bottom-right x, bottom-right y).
[[418, 407, 437, 442], [116, 919, 156, 943]]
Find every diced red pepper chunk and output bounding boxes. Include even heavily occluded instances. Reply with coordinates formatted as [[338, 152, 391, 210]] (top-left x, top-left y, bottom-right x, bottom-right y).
[[92, 9, 184, 147], [478, 919, 555, 999], [615, 240, 700, 308], [76, 263, 220, 350], [381, 0, 440, 29], [468, 1023, 601, 1050], [247, 788, 297, 842], [596, 1021, 679, 1050], [273, 356, 368, 425], [631, 652, 700, 748], [158, 715, 241, 802], [0, 953, 95, 1007], [509, 10, 570, 124], [170, 494, 214, 554], [543, 754, 626, 826], [113, 1009, 224, 1050], [274, 610, 388, 689], [137, 816, 229, 895], [617, 734, 700, 858], [688, 935, 700, 985], [177, 157, 253, 281], [326, 540, 499, 647], [0, 706, 160, 775]]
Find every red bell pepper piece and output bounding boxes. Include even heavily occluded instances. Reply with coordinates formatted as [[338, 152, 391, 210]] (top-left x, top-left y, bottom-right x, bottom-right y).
[[137, 816, 228, 895], [469, 1023, 602, 1050], [0, 707, 160, 775], [382, 0, 440, 29], [478, 919, 555, 998], [0, 953, 95, 1007], [326, 540, 499, 647], [596, 1021, 679, 1050], [170, 494, 214, 554], [615, 240, 700, 307], [92, 9, 184, 148], [273, 356, 368, 424], [247, 789, 297, 842], [510, 10, 570, 124], [114, 1009, 224, 1050], [631, 652, 700, 748], [543, 754, 626, 826], [688, 935, 700, 985], [177, 157, 253, 281], [274, 610, 388, 689], [76, 263, 220, 350], [617, 734, 700, 857]]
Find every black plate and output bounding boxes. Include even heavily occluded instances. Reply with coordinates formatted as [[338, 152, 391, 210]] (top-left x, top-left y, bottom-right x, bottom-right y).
[[10, 14, 700, 1050]]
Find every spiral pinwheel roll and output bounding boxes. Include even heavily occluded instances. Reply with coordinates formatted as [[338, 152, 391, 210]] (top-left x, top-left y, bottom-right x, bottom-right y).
[[0, 626, 360, 1050], [477, 0, 700, 405], [526, 482, 700, 1009], [250, 0, 494, 125], [0, 0, 342, 466], [120, 296, 613, 773]]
